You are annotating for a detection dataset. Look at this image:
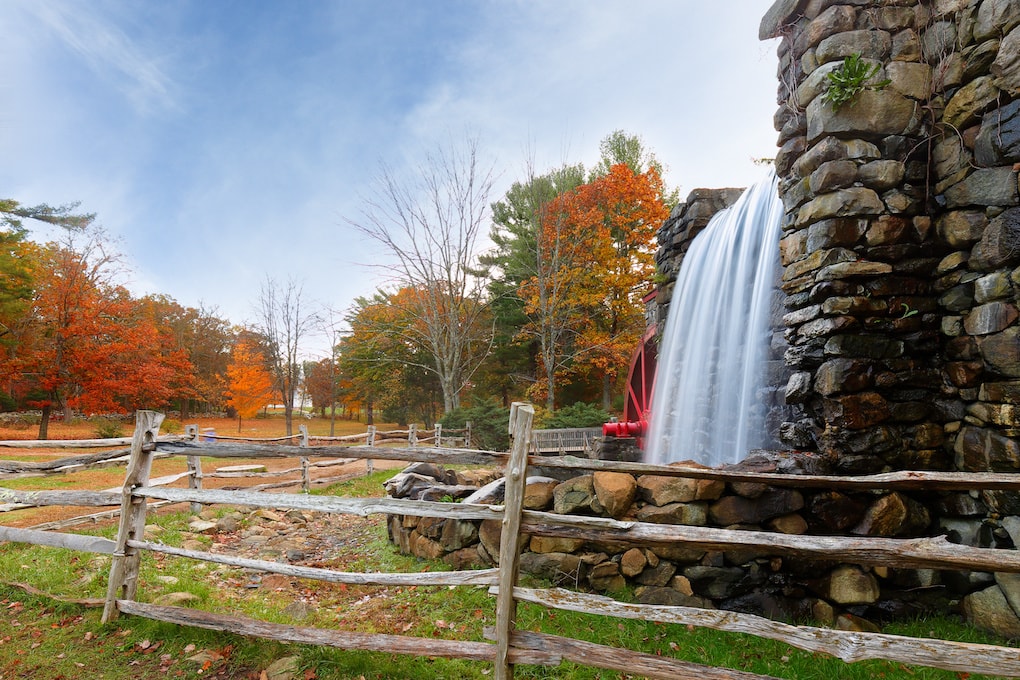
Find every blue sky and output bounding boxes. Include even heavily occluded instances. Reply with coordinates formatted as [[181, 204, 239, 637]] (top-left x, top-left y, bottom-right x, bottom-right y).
[[3, 0, 780, 358]]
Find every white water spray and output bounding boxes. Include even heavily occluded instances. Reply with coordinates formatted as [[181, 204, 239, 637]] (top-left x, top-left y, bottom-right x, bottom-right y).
[[646, 171, 785, 467]]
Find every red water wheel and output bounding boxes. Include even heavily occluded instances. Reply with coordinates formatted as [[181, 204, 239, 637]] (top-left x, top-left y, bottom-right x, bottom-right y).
[[604, 325, 657, 449]]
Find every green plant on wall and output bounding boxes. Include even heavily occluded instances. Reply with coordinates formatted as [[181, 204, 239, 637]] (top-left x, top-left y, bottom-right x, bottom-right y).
[[821, 53, 891, 110]]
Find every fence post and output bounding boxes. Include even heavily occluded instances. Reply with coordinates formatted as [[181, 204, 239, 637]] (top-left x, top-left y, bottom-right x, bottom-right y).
[[435, 423, 443, 448], [102, 410, 164, 623], [184, 424, 203, 514], [465, 421, 472, 449], [494, 402, 534, 680], [408, 423, 417, 447], [299, 424, 310, 493], [366, 425, 376, 474]]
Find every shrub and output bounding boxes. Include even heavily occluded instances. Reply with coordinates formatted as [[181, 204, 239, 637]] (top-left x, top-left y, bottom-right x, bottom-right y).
[[93, 418, 125, 439], [161, 418, 182, 434], [440, 399, 510, 452], [540, 402, 611, 429]]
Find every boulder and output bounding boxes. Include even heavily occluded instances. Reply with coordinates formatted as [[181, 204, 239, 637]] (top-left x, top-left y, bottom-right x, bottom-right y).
[[553, 475, 596, 514], [523, 477, 559, 510], [853, 492, 930, 536], [620, 548, 647, 577], [827, 565, 880, 604], [963, 585, 1020, 638], [709, 488, 804, 526], [636, 501, 708, 526], [636, 473, 723, 505], [976, 99, 1020, 166], [944, 167, 1019, 208], [992, 25, 1020, 96], [592, 471, 637, 518]]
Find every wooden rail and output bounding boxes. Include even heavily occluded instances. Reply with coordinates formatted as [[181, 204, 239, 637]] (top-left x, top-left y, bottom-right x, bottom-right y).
[[3, 409, 1020, 677]]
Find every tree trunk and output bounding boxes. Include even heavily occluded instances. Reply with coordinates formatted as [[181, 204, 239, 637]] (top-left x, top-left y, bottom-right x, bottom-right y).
[[602, 374, 612, 412], [366, 398, 374, 426], [37, 402, 51, 440], [545, 361, 556, 411], [237, 415, 242, 433], [284, 404, 293, 436]]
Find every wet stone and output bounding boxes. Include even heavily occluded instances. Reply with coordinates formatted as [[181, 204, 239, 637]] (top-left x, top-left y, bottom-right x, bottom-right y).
[[964, 302, 1019, 335]]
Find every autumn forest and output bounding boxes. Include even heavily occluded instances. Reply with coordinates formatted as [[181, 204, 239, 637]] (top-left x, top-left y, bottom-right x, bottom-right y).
[[0, 132, 673, 438]]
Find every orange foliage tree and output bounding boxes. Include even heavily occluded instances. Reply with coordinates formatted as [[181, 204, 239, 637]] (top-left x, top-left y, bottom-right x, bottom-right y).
[[521, 163, 668, 409], [224, 339, 274, 432], [13, 234, 196, 437]]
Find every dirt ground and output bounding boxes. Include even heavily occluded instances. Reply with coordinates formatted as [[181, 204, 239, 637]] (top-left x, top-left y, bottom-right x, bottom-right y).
[[0, 414, 407, 528]]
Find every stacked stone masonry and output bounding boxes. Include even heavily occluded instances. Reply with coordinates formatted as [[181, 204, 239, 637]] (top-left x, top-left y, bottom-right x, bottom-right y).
[[386, 460, 1020, 635]]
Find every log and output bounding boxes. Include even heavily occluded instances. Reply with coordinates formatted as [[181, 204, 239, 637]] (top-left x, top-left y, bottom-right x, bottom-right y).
[[127, 539, 499, 586], [0, 434, 183, 449], [507, 587, 1020, 677], [115, 601, 558, 666], [2, 581, 105, 607], [155, 441, 506, 466], [25, 500, 175, 531], [0, 526, 116, 554], [134, 486, 506, 521], [0, 487, 122, 509], [519, 512, 1020, 573], [215, 464, 268, 473], [534, 456, 1020, 492], [493, 629, 778, 680], [0, 449, 130, 473]]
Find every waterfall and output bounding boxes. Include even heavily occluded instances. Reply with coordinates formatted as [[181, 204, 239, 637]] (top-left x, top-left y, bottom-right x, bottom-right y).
[[646, 171, 785, 467]]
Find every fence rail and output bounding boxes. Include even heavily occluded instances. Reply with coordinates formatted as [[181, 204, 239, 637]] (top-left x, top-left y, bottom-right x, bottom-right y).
[[2, 409, 1020, 678]]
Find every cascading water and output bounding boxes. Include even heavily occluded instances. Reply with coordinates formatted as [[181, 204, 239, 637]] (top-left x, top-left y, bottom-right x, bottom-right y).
[[646, 171, 785, 467]]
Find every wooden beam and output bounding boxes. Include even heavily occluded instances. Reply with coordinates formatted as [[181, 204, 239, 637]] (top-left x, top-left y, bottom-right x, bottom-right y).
[[507, 587, 1020, 677], [519, 512, 1020, 573], [500, 629, 779, 680], [134, 486, 505, 521], [531, 455, 1020, 492], [115, 601, 558, 666], [127, 539, 498, 586], [0, 526, 116, 554]]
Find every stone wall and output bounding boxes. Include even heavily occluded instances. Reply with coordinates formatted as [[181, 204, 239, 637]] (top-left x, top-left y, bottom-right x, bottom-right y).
[[758, 0, 1020, 470], [925, 0, 1020, 476], [385, 460, 1020, 633]]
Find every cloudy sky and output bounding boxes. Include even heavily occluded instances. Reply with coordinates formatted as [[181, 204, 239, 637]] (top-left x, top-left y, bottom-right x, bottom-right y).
[[3, 0, 781, 358]]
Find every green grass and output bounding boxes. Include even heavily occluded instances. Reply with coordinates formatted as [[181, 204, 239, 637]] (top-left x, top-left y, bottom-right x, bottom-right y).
[[1, 470, 1017, 678]]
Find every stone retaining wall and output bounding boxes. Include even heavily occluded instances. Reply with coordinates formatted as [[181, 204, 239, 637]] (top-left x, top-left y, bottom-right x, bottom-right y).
[[385, 460, 1020, 634]]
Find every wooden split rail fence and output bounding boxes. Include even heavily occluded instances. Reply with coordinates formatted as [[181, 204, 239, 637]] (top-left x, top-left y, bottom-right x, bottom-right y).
[[2, 409, 1020, 678], [0, 422, 470, 519]]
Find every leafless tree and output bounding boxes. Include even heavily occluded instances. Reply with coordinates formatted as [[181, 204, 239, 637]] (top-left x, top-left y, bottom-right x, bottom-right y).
[[255, 276, 319, 435], [346, 137, 497, 413]]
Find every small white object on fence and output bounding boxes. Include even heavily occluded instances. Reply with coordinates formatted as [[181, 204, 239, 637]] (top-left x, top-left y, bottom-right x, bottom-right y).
[[299, 425, 310, 493], [185, 425, 203, 514], [366, 425, 376, 474]]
